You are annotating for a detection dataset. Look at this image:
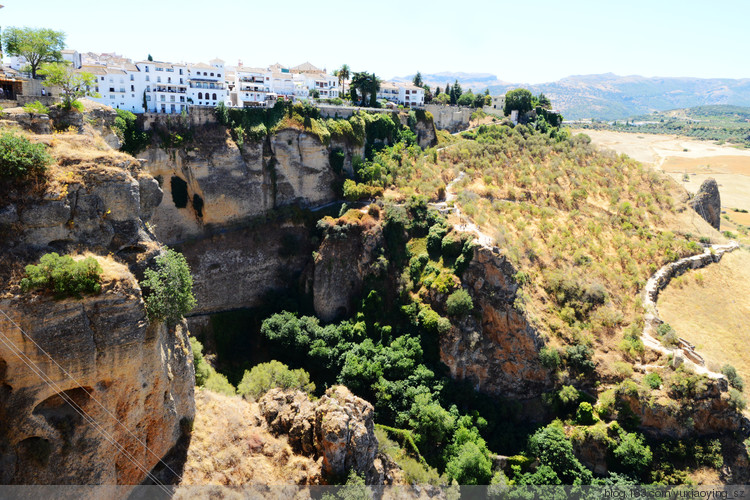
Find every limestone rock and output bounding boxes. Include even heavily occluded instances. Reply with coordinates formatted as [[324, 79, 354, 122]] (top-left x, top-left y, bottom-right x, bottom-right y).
[[259, 386, 379, 481], [690, 178, 721, 230], [440, 245, 550, 399], [0, 204, 19, 226], [313, 214, 383, 322], [0, 261, 195, 485]]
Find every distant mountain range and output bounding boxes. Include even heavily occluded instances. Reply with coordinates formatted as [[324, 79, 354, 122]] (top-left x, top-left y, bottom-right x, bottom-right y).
[[392, 72, 750, 120]]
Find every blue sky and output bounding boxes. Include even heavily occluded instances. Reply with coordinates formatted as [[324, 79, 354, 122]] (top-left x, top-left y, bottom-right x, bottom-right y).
[[1, 0, 747, 83]]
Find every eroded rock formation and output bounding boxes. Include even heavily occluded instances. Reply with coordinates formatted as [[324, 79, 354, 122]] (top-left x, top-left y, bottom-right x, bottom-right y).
[[440, 245, 550, 398], [0, 260, 195, 485], [312, 213, 384, 322], [259, 386, 384, 482], [690, 178, 721, 230]]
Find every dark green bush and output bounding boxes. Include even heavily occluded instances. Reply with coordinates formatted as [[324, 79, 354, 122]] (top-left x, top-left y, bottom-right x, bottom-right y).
[[575, 402, 596, 425], [20, 253, 102, 298], [0, 132, 52, 179], [722, 364, 744, 391], [644, 372, 662, 390], [445, 289, 473, 316], [113, 109, 150, 155], [237, 360, 315, 400], [729, 388, 747, 411], [190, 336, 211, 386], [612, 432, 652, 477], [565, 344, 595, 374], [441, 232, 463, 258], [140, 249, 197, 324], [539, 346, 561, 370]]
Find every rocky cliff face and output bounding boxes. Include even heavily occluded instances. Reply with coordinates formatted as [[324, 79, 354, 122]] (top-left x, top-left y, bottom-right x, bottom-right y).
[[618, 378, 748, 439], [0, 260, 194, 485], [178, 219, 315, 315], [259, 386, 385, 483], [312, 212, 384, 322], [441, 245, 550, 399], [0, 159, 161, 258], [690, 178, 721, 231], [139, 126, 339, 244]]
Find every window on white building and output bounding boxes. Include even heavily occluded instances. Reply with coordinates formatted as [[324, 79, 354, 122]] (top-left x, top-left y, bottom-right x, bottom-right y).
[[145, 76, 150, 82], [157, 77, 161, 83]]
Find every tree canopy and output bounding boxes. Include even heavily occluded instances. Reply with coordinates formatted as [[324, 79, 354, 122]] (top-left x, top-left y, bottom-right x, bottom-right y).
[[350, 71, 381, 107], [413, 72, 423, 87], [3, 27, 66, 78], [504, 88, 534, 115], [39, 62, 98, 110]]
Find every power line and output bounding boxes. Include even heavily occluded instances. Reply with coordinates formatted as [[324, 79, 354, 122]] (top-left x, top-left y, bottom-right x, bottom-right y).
[[0, 308, 185, 484], [0, 314, 174, 493]]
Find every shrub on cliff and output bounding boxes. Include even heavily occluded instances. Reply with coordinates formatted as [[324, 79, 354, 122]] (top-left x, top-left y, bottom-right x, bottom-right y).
[[722, 364, 744, 391], [612, 432, 652, 477], [113, 109, 150, 155], [141, 249, 197, 325], [190, 337, 211, 386], [445, 289, 473, 317], [236, 360, 315, 400], [20, 253, 102, 298], [0, 132, 52, 179]]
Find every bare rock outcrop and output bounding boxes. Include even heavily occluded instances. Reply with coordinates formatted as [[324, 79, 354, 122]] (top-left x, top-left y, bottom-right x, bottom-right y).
[[0, 260, 195, 485], [440, 245, 550, 398], [259, 386, 381, 482], [618, 378, 749, 439], [312, 212, 384, 322], [690, 178, 721, 230], [1, 165, 162, 254]]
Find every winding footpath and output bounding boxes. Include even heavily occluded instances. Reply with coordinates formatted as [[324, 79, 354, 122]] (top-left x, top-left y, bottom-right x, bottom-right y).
[[641, 241, 740, 378]]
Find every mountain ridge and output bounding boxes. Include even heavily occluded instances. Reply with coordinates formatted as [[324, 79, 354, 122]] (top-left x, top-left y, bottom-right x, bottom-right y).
[[392, 72, 750, 120]]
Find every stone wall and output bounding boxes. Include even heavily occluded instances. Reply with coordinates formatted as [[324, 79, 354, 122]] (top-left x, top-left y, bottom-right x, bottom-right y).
[[423, 104, 473, 132]]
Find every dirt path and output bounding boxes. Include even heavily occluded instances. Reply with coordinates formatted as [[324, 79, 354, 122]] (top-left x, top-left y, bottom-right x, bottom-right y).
[[642, 241, 739, 378]]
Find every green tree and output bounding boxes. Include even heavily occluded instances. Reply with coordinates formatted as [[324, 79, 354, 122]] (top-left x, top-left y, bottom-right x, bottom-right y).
[[528, 422, 593, 484], [612, 432, 652, 476], [450, 80, 462, 105], [538, 93, 552, 109], [236, 360, 315, 400], [445, 83, 451, 97], [350, 71, 380, 107], [413, 71, 423, 87], [113, 109, 150, 155], [457, 89, 474, 107], [140, 249, 197, 325], [3, 27, 66, 78], [38, 62, 98, 110], [503, 88, 534, 116], [337, 63, 350, 98], [445, 440, 493, 484], [147, 54, 153, 61]]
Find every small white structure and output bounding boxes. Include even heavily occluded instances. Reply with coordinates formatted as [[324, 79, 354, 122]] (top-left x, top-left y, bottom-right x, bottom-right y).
[[84, 63, 143, 113], [398, 83, 424, 107], [61, 50, 82, 69]]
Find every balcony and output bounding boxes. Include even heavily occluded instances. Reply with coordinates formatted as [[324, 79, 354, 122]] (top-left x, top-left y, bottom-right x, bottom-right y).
[[154, 87, 187, 94]]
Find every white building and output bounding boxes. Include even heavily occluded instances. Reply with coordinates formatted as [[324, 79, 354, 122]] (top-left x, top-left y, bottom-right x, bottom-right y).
[[136, 61, 189, 114], [84, 63, 143, 113], [61, 50, 82, 69], [376, 81, 424, 107], [235, 66, 272, 107], [398, 83, 424, 107], [303, 73, 338, 99], [377, 81, 399, 103], [188, 59, 227, 108]]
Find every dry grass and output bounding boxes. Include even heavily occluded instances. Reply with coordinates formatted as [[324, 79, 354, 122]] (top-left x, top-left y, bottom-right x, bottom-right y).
[[657, 248, 750, 390], [179, 388, 321, 486]]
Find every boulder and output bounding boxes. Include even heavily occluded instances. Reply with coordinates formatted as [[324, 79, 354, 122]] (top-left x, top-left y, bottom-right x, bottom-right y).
[[690, 178, 721, 230], [259, 386, 379, 481]]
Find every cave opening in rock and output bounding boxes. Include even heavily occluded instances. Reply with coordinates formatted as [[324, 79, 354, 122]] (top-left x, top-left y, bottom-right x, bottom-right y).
[[32, 387, 93, 444], [170, 176, 189, 208], [192, 194, 204, 218]]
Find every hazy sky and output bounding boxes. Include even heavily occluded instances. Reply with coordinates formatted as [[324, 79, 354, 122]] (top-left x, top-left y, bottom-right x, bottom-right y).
[[1, 0, 747, 83]]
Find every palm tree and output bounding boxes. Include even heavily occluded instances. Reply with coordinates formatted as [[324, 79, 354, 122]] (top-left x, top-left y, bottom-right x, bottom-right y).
[[338, 64, 350, 100]]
